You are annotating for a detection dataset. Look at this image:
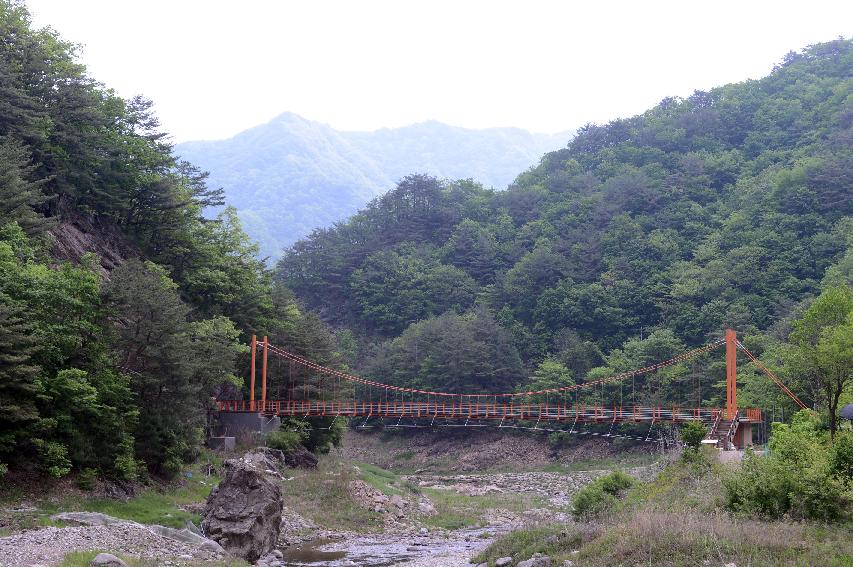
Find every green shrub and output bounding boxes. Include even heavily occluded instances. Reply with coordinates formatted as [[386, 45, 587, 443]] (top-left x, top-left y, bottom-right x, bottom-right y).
[[724, 420, 848, 521], [304, 417, 346, 454], [548, 431, 572, 450], [76, 467, 98, 491], [573, 484, 617, 520], [0, 462, 7, 477], [680, 422, 707, 450], [723, 449, 794, 518], [829, 432, 853, 487], [572, 471, 635, 520], [279, 417, 345, 454], [112, 438, 139, 481], [598, 470, 635, 494], [266, 430, 302, 452], [34, 439, 71, 478], [113, 454, 139, 482], [789, 461, 844, 521]]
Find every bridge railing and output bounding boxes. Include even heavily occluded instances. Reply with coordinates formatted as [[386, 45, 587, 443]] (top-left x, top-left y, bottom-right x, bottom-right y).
[[216, 400, 727, 423]]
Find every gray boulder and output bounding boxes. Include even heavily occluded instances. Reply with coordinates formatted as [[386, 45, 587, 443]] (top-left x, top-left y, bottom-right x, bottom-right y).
[[495, 558, 513, 567], [89, 553, 128, 567], [283, 444, 319, 469], [518, 554, 552, 567], [147, 524, 224, 554], [51, 512, 129, 526], [260, 445, 318, 469], [202, 450, 284, 562]]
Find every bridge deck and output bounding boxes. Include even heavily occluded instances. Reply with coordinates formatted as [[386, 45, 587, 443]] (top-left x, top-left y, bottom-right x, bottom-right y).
[[217, 400, 761, 423]]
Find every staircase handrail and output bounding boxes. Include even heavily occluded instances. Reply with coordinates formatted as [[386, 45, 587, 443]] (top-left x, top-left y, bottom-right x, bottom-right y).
[[723, 413, 740, 450], [709, 409, 722, 438]]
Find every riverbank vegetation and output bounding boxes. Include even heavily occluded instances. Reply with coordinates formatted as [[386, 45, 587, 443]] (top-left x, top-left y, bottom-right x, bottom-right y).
[[474, 433, 853, 566], [1, 0, 851, 502]]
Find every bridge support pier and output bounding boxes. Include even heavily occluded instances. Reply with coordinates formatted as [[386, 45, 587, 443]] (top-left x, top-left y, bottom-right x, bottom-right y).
[[250, 334, 256, 411], [726, 329, 737, 420]]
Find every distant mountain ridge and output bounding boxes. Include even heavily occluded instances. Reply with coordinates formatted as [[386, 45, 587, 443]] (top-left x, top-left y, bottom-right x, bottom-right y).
[[176, 113, 571, 258]]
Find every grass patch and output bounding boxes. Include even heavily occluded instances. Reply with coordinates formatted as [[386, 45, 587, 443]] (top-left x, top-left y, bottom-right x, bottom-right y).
[[0, 454, 222, 532], [576, 510, 853, 567], [621, 448, 721, 513], [394, 450, 416, 461], [74, 459, 220, 528], [540, 452, 660, 473], [472, 525, 587, 565], [279, 456, 384, 532], [82, 492, 199, 528], [356, 461, 406, 495], [422, 488, 548, 530], [545, 452, 853, 566], [60, 551, 131, 567]]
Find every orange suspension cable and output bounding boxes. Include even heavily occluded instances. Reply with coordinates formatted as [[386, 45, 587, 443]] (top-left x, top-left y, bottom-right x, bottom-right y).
[[264, 339, 725, 398], [737, 342, 807, 409]]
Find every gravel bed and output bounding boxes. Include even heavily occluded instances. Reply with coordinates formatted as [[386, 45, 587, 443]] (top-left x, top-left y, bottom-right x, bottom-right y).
[[0, 522, 204, 567]]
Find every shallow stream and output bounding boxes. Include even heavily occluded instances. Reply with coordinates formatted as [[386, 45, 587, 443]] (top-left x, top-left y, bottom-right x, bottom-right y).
[[281, 527, 496, 566]]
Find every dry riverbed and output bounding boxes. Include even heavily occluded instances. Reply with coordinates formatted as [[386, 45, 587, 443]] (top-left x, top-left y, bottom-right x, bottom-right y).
[[0, 438, 662, 566]]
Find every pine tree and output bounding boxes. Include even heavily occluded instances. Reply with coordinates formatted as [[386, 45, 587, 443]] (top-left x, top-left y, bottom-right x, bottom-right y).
[[0, 136, 51, 234], [0, 296, 40, 458]]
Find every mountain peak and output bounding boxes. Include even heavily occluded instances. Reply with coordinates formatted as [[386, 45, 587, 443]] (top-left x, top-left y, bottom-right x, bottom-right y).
[[176, 117, 570, 258]]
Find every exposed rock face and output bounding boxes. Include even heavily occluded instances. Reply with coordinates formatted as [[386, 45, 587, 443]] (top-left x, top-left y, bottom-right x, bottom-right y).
[[202, 451, 284, 562], [282, 444, 319, 469], [258, 446, 318, 470]]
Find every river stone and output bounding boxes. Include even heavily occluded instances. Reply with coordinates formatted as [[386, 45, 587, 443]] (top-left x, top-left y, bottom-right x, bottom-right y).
[[89, 553, 128, 567], [147, 523, 223, 553], [199, 538, 226, 554], [52, 512, 130, 526], [518, 553, 552, 567], [495, 558, 513, 567], [202, 450, 284, 562]]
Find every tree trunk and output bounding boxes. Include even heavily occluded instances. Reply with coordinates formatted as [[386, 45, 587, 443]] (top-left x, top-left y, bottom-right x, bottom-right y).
[[829, 385, 843, 438]]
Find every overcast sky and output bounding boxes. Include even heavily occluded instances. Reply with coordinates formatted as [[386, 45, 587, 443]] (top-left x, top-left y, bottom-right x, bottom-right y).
[[25, 0, 853, 143]]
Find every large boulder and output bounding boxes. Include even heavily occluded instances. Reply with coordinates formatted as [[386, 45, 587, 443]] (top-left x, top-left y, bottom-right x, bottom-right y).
[[259, 445, 318, 469], [283, 444, 319, 469], [202, 450, 284, 562]]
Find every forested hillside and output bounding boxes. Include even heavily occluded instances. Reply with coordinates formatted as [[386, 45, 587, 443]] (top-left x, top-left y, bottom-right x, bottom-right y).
[[0, 1, 342, 480], [279, 40, 853, 414], [176, 114, 568, 258]]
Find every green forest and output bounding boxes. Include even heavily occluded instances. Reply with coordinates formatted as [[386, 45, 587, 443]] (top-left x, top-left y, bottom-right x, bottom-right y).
[[0, 1, 343, 480], [0, 0, 851, 486], [279, 40, 853, 427]]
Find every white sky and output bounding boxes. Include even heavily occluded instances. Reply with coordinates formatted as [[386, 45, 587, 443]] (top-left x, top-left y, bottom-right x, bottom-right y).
[[25, 0, 853, 143]]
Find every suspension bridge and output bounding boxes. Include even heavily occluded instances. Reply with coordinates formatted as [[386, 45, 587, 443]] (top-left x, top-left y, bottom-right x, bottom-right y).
[[216, 329, 806, 448]]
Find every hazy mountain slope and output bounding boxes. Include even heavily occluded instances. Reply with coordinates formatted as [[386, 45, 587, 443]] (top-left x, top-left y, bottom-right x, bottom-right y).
[[176, 114, 570, 258], [278, 39, 853, 390], [345, 121, 568, 190]]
